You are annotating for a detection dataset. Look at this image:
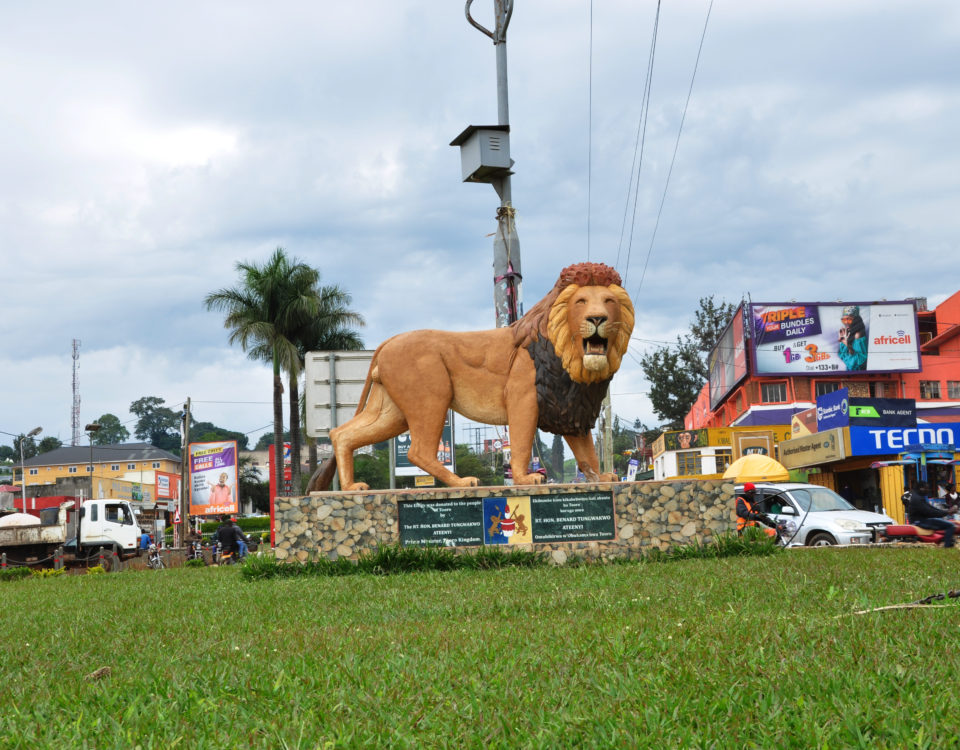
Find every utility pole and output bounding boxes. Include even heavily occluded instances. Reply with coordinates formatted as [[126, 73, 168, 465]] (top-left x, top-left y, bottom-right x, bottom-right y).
[[602, 397, 614, 477], [453, 0, 523, 328], [180, 398, 191, 536]]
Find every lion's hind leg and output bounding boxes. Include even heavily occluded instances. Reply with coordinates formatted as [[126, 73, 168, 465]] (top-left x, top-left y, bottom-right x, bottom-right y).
[[330, 383, 407, 491]]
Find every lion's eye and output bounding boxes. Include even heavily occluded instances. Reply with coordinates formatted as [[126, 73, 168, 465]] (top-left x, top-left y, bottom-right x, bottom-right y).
[[575, 298, 586, 305]]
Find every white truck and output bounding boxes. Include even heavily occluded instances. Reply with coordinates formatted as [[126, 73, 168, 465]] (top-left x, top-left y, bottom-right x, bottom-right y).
[[0, 498, 142, 571]]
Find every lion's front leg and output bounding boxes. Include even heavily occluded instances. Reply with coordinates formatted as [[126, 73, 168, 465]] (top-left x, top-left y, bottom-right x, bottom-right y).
[[504, 359, 545, 487], [564, 433, 618, 483]]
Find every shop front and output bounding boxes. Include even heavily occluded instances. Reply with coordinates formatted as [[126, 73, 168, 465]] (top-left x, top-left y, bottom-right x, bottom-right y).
[[781, 423, 960, 523]]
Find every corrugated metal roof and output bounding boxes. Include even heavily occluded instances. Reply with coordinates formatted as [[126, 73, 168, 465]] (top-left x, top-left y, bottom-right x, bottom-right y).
[[21, 442, 181, 467]]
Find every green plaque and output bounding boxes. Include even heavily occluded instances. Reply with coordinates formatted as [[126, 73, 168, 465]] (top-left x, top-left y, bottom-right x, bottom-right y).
[[398, 499, 483, 547], [531, 491, 615, 543]]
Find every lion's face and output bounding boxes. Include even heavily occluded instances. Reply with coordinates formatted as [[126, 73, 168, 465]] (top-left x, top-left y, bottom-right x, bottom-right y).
[[545, 284, 634, 384]]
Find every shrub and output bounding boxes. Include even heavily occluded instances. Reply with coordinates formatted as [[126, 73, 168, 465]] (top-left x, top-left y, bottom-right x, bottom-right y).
[[87, 565, 106, 575], [184, 558, 206, 568], [0, 567, 32, 582], [31, 568, 66, 578], [240, 543, 549, 580]]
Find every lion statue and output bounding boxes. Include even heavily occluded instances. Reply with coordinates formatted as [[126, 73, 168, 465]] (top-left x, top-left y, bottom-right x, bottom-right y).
[[307, 262, 634, 491]]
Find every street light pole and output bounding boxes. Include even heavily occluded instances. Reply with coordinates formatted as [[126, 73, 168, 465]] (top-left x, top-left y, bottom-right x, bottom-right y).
[[80, 423, 101, 553], [20, 426, 42, 514]]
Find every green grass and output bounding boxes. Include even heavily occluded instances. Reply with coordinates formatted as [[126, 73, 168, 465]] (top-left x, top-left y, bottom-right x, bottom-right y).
[[2, 547, 960, 748]]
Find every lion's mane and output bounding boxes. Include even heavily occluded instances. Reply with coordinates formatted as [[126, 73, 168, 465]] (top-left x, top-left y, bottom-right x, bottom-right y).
[[512, 262, 634, 385]]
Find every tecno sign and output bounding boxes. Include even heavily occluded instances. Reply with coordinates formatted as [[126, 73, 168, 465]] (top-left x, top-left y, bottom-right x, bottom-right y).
[[849, 425, 960, 455]]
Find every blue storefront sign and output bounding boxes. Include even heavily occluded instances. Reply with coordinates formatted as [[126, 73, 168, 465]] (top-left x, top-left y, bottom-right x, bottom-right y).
[[816, 388, 849, 431], [817, 389, 916, 432], [849, 424, 960, 456]]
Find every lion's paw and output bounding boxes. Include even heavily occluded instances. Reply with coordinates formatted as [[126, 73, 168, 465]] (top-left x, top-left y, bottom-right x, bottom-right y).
[[345, 481, 370, 491], [450, 476, 479, 487], [514, 473, 545, 486], [598, 473, 619, 483]]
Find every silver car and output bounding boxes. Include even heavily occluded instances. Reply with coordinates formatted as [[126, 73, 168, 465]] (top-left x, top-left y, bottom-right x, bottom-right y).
[[737, 482, 894, 546]]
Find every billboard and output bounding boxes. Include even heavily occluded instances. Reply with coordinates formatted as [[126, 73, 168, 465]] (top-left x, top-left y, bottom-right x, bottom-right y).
[[749, 302, 919, 376], [780, 428, 846, 469], [155, 471, 180, 500], [188, 440, 238, 516], [708, 304, 748, 409]]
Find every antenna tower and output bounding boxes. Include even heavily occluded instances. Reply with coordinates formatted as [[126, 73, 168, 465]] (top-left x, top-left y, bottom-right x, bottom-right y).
[[71, 339, 82, 446]]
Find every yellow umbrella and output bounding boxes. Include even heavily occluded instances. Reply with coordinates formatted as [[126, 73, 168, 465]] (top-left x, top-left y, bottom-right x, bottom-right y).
[[722, 454, 789, 483]]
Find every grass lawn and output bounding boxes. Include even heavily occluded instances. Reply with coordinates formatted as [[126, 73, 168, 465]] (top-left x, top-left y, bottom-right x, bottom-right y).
[[2, 546, 960, 748]]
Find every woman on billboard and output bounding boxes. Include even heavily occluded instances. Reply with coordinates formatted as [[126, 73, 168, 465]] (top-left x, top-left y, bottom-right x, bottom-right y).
[[837, 305, 868, 371]]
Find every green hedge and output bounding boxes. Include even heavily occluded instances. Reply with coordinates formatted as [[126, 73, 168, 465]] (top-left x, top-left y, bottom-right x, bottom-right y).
[[165, 515, 270, 538]]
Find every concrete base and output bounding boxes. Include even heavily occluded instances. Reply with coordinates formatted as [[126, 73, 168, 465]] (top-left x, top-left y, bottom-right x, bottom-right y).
[[273, 479, 737, 564]]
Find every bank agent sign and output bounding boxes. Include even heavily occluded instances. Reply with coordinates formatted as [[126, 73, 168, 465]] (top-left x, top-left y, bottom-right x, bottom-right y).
[[188, 440, 239, 516]]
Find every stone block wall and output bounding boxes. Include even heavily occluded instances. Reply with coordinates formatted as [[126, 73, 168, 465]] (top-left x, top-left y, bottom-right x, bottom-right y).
[[273, 479, 738, 564]]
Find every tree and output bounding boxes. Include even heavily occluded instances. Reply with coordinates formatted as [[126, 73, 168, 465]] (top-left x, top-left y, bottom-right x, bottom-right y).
[[289, 287, 364, 478], [37, 436, 63, 454], [92, 413, 130, 445], [13, 434, 38, 460], [192, 420, 249, 450], [205, 248, 326, 499], [453, 444, 502, 487], [254, 431, 291, 451], [130, 397, 181, 453], [640, 296, 735, 428], [0, 445, 14, 462]]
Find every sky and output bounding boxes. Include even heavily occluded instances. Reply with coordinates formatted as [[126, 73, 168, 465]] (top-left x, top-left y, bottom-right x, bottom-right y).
[[2, 0, 958, 453]]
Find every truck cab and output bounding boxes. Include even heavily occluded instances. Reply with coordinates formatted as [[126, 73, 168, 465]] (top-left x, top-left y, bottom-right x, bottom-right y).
[[82, 500, 140, 554]]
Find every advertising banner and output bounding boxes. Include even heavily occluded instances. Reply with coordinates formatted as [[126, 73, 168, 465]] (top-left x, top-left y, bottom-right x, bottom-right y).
[[662, 428, 708, 452], [155, 471, 180, 500], [394, 411, 455, 477], [848, 424, 960, 456], [708, 304, 748, 409], [750, 302, 919, 375], [188, 440, 238, 516], [779, 428, 846, 469]]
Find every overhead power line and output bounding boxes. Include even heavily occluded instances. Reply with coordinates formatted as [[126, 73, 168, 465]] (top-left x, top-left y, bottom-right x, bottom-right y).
[[633, 0, 715, 300]]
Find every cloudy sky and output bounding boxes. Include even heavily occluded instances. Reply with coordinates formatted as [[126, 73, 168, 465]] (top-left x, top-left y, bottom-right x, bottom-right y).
[[2, 0, 958, 452]]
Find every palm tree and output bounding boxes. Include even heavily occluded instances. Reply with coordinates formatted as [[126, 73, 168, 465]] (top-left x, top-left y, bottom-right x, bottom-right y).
[[292, 287, 365, 479], [204, 248, 322, 501]]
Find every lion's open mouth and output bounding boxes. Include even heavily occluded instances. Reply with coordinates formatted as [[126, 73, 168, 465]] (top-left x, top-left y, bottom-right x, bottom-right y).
[[582, 333, 609, 372]]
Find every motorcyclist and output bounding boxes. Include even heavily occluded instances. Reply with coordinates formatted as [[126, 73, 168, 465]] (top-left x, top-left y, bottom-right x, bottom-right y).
[[215, 515, 242, 559], [736, 482, 778, 538], [906, 483, 956, 548]]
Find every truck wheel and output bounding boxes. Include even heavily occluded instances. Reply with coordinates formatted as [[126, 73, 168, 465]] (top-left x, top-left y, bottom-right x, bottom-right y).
[[89, 549, 118, 572], [807, 532, 837, 547]]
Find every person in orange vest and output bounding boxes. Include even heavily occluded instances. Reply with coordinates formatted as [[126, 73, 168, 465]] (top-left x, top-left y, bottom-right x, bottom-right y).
[[736, 482, 777, 537]]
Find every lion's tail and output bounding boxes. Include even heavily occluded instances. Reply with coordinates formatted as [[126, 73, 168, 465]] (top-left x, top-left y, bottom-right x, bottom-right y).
[[306, 457, 338, 493], [304, 343, 389, 493]]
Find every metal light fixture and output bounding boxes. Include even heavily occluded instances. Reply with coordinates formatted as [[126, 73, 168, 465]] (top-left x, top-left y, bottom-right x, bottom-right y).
[[20, 426, 42, 514]]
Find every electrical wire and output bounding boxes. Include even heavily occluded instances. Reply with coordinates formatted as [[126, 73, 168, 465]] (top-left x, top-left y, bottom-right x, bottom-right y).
[[633, 0, 715, 299], [616, 0, 661, 282]]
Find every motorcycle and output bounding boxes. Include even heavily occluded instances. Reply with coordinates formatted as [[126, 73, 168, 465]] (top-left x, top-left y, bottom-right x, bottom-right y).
[[883, 519, 960, 545], [146, 543, 165, 570]]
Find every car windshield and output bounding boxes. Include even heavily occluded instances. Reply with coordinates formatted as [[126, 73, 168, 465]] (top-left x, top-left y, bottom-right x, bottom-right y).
[[789, 487, 856, 512]]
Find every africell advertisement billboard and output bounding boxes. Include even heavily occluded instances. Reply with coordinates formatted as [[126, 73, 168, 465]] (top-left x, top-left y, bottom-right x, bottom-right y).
[[749, 302, 919, 376], [188, 440, 239, 516], [708, 304, 748, 409]]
